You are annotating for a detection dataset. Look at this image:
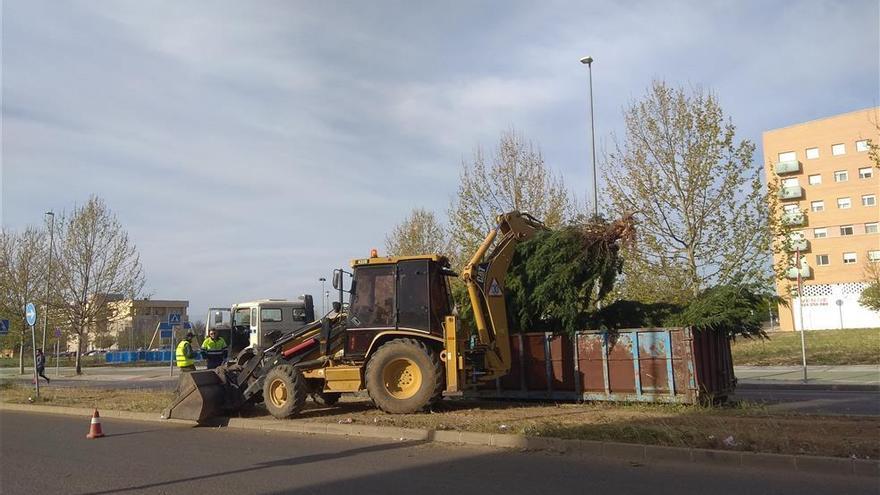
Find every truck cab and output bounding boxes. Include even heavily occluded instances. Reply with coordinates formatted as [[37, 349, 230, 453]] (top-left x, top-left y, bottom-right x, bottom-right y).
[[206, 296, 315, 359]]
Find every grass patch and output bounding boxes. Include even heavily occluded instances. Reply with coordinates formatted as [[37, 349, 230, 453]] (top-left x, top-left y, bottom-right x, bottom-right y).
[[0, 382, 174, 412], [732, 328, 880, 366]]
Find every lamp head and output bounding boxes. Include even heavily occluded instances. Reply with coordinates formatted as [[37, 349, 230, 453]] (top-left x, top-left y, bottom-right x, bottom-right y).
[[579, 56, 593, 65]]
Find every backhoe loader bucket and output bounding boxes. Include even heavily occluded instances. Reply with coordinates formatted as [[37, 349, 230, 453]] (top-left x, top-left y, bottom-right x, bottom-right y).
[[161, 370, 227, 423]]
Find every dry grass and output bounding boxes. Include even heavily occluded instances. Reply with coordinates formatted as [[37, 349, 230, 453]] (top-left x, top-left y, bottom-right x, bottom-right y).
[[1, 382, 875, 459], [732, 328, 880, 366], [0, 381, 174, 412]]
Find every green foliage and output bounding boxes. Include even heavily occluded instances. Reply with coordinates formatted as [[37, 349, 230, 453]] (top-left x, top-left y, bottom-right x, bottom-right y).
[[666, 285, 770, 339], [860, 282, 880, 312], [505, 216, 633, 335], [586, 300, 683, 330]]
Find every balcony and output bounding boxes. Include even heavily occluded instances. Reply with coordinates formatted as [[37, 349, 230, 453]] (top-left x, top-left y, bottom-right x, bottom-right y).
[[774, 160, 801, 175], [786, 235, 809, 252], [781, 211, 806, 226], [778, 186, 804, 200], [786, 259, 812, 280]]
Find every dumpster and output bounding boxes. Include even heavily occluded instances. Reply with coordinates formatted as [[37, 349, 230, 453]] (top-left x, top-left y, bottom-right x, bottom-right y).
[[472, 327, 735, 404]]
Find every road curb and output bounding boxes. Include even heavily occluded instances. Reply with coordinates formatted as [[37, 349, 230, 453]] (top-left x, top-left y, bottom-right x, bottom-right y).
[[736, 382, 880, 392], [2, 402, 876, 478]]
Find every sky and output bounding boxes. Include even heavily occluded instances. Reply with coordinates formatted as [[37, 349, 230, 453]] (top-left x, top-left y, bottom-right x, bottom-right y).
[[2, 1, 878, 320]]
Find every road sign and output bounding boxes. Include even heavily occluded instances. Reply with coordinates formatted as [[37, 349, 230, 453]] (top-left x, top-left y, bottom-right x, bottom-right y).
[[25, 303, 37, 326], [160, 329, 173, 339], [168, 313, 181, 324], [0, 320, 9, 336], [183, 322, 193, 330], [54, 327, 62, 338]]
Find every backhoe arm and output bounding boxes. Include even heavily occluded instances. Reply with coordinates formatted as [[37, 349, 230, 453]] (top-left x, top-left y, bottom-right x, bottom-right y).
[[460, 211, 546, 380]]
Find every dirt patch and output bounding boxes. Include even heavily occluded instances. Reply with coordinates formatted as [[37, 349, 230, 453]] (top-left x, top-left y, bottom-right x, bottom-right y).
[[1, 382, 875, 459]]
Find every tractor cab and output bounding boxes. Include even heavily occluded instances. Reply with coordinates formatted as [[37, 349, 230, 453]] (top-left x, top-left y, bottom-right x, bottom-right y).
[[335, 254, 456, 359]]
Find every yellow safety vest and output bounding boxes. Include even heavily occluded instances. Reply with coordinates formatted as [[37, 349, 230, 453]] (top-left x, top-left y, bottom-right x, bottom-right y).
[[202, 336, 227, 351], [176, 340, 195, 368]]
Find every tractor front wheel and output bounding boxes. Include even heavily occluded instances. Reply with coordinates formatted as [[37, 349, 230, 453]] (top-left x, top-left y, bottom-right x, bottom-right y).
[[365, 338, 443, 414], [262, 364, 307, 419]]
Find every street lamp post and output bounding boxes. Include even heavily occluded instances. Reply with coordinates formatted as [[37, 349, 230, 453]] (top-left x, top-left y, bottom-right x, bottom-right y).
[[318, 277, 327, 315], [580, 56, 599, 218], [42, 211, 55, 352]]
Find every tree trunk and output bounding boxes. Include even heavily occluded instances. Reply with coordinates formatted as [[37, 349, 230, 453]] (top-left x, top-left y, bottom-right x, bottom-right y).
[[75, 333, 82, 375]]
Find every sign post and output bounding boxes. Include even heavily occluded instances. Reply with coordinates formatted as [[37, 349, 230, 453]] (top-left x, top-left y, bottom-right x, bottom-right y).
[[795, 249, 807, 383], [26, 303, 39, 399]]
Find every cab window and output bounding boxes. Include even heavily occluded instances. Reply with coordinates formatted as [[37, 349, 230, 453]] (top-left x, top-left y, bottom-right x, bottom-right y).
[[233, 308, 251, 327], [349, 265, 395, 328], [261, 308, 283, 322]]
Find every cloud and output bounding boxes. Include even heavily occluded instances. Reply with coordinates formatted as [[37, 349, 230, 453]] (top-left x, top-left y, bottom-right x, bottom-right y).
[[3, 0, 877, 319]]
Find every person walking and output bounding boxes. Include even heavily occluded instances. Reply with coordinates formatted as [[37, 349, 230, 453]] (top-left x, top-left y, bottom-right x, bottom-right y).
[[201, 328, 228, 370], [175, 332, 197, 372], [35, 349, 50, 384]]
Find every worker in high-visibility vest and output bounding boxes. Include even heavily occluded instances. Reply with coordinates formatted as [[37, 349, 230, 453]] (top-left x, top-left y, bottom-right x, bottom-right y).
[[176, 332, 197, 372], [202, 328, 228, 369]]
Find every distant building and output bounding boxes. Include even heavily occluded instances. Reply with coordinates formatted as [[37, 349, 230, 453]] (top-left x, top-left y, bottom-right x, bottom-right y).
[[99, 299, 189, 350], [764, 107, 880, 331]]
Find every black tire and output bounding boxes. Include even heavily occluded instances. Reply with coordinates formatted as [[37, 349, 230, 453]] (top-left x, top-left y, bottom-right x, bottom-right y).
[[262, 364, 308, 419], [311, 391, 342, 407], [365, 338, 443, 414]]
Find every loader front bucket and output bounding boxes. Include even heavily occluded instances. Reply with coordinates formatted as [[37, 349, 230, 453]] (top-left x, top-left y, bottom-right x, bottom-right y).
[[161, 370, 226, 423]]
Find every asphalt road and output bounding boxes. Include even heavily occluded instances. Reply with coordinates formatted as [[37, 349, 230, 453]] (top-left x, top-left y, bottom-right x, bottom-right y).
[[732, 388, 880, 416], [1, 411, 875, 495]]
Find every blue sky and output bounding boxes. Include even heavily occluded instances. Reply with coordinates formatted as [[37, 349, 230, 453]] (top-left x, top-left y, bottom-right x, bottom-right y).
[[2, 1, 878, 319]]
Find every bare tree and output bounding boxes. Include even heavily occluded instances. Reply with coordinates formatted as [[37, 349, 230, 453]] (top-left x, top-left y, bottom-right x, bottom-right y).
[[53, 196, 145, 374], [0, 227, 47, 373], [448, 129, 571, 265], [385, 208, 451, 258], [604, 81, 770, 303]]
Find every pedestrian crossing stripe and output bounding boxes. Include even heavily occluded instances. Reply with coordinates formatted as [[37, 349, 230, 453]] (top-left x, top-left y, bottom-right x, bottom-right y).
[[488, 278, 503, 297]]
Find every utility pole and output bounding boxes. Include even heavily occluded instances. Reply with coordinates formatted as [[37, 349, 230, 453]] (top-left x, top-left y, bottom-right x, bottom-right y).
[[42, 211, 55, 351], [318, 277, 327, 315], [580, 55, 599, 217]]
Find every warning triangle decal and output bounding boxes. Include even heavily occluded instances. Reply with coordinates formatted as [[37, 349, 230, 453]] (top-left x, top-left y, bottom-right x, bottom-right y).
[[488, 278, 503, 297]]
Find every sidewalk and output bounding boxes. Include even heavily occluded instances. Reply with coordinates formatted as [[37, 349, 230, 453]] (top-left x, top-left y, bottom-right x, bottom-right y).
[[735, 365, 880, 391]]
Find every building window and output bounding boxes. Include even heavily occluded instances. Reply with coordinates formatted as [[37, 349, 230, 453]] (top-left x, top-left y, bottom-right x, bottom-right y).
[[810, 200, 824, 212], [805, 147, 820, 160], [808, 174, 822, 185], [813, 228, 827, 238], [869, 250, 880, 262], [843, 252, 857, 264], [860, 167, 874, 179], [856, 140, 870, 152], [815, 254, 830, 266], [837, 197, 851, 209], [782, 177, 800, 188], [778, 151, 797, 162], [866, 222, 879, 234], [840, 225, 854, 236], [863, 194, 877, 207], [833, 170, 848, 182], [832, 143, 846, 156]]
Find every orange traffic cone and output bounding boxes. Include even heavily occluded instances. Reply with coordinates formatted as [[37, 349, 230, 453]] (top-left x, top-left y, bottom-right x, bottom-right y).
[[86, 409, 105, 439]]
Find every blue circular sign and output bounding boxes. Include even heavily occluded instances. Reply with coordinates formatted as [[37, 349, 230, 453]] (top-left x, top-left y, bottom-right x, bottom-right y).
[[25, 303, 37, 326]]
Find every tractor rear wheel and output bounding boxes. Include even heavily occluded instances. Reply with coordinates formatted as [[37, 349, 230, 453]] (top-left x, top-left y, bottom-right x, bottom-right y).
[[262, 364, 307, 419], [365, 338, 443, 414]]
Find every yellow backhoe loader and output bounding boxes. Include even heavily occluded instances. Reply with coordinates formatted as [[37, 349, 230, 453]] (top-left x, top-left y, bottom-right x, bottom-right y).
[[162, 211, 545, 422]]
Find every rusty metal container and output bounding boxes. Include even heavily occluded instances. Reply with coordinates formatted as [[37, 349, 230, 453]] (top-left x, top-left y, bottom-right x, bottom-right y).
[[473, 327, 735, 404]]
